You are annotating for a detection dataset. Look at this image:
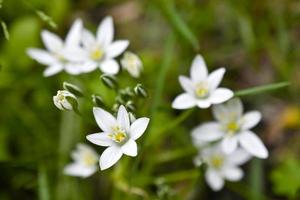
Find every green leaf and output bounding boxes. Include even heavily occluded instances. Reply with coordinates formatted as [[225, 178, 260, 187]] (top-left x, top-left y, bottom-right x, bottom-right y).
[[1, 20, 9, 40]]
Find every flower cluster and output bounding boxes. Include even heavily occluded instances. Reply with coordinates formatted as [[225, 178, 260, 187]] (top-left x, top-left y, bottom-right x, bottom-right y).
[[172, 54, 269, 191]]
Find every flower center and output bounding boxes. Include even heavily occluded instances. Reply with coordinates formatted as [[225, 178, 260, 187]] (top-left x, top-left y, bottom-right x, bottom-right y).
[[195, 82, 209, 98], [225, 121, 240, 135], [210, 154, 224, 169], [90, 48, 104, 60], [82, 153, 97, 166], [109, 126, 127, 143], [57, 93, 65, 101]]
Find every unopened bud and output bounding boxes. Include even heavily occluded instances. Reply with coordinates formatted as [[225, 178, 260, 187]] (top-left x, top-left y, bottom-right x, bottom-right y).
[[125, 101, 136, 112], [63, 82, 83, 97], [134, 83, 147, 98], [53, 90, 78, 111], [92, 95, 104, 107], [100, 74, 118, 89]]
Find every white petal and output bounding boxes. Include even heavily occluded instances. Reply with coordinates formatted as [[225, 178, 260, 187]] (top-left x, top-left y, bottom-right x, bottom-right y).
[[41, 30, 63, 52], [130, 117, 149, 140], [212, 98, 243, 122], [208, 68, 225, 91], [80, 61, 98, 73], [209, 88, 233, 104], [27, 48, 57, 65], [43, 64, 63, 77], [99, 146, 122, 170], [65, 19, 83, 47], [121, 139, 137, 157], [86, 132, 114, 147], [93, 107, 117, 132], [227, 149, 251, 165], [99, 59, 119, 74], [221, 136, 238, 154], [172, 93, 196, 109], [105, 40, 129, 59], [63, 47, 87, 62], [239, 131, 268, 159], [223, 167, 243, 181], [97, 16, 114, 48], [179, 75, 194, 94], [205, 169, 224, 191], [65, 63, 83, 75], [191, 122, 223, 142], [82, 29, 96, 48], [196, 99, 211, 108], [241, 111, 261, 130], [64, 163, 97, 178], [190, 54, 208, 82], [117, 105, 130, 132]]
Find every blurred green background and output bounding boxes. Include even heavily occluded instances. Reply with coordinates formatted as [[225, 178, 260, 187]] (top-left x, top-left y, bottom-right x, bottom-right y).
[[0, 0, 300, 199]]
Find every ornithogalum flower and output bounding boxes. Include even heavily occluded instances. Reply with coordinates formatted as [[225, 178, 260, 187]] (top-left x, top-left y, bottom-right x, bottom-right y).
[[192, 98, 269, 159], [86, 105, 149, 170], [27, 19, 83, 76], [53, 90, 77, 111], [64, 144, 99, 178], [172, 54, 233, 109], [194, 144, 251, 191], [121, 51, 143, 78], [72, 16, 129, 74]]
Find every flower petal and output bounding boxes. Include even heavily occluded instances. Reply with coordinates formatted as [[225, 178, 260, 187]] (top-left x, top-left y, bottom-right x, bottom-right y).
[[117, 105, 130, 132], [239, 131, 268, 159], [27, 48, 57, 65], [93, 107, 117, 132], [205, 169, 224, 191], [99, 146, 122, 170], [64, 163, 97, 178], [196, 99, 211, 108], [41, 30, 63, 52], [227, 149, 251, 165], [105, 40, 129, 59], [86, 132, 114, 147], [121, 139, 137, 157], [221, 136, 238, 154], [241, 111, 261, 130], [65, 63, 83, 75], [80, 61, 98, 73], [190, 54, 208, 82], [212, 98, 243, 122], [99, 59, 119, 74], [97, 16, 114, 48], [207, 68, 225, 91], [82, 29, 96, 48], [179, 75, 194, 94], [65, 19, 83, 47], [43, 64, 63, 77], [130, 117, 150, 140], [223, 167, 243, 181], [191, 122, 223, 142], [209, 88, 233, 104], [172, 93, 197, 109]]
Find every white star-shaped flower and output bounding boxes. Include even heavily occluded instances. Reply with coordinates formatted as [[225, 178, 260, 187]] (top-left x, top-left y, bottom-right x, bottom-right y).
[[27, 19, 83, 76], [172, 54, 233, 109], [192, 98, 269, 159], [64, 143, 99, 178], [86, 105, 149, 170], [194, 144, 251, 191], [70, 16, 129, 74]]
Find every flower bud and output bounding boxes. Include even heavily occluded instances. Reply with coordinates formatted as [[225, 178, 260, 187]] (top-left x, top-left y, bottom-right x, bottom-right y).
[[128, 112, 136, 123], [134, 83, 147, 98], [100, 74, 118, 89], [53, 90, 78, 111], [63, 82, 83, 97], [121, 51, 143, 78], [92, 95, 104, 107], [125, 101, 136, 112]]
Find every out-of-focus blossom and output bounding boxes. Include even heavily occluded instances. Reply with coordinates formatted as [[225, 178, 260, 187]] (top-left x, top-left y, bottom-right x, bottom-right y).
[[121, 51, 143, 78], [86, 105, 149, 170], [172, 54, 233, 109], [64, 144, 98, 178]]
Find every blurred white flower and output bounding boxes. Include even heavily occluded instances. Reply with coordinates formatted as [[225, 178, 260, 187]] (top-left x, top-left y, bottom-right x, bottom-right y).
[[194, 144, 251, 191], [192, 98, 269, 159], [172, 54, 233, 109], [69, 16, 129, 74], [121, 51, 143, 78], [53, 90, 77, 111], [64, 144, 98, 178], [86, 105, 149, 170], [27, 19, 83, 76]]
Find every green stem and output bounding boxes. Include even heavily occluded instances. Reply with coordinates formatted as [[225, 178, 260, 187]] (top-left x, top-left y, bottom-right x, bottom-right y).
[[250, 159, 264, 200], [38, 164, 50, 200]]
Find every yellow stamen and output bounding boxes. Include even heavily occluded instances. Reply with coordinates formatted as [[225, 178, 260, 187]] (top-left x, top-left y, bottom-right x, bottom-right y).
[[90, 49, 103, 60], [109, 126, 127, 143], [211, 155, 224, 169], [226, 121, 240, 134], [195, 82, 209, 98], [83, 153, 97, 166]]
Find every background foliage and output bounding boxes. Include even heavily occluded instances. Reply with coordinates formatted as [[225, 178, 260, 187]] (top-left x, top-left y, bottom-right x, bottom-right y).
[[0, 0, 300, 199]]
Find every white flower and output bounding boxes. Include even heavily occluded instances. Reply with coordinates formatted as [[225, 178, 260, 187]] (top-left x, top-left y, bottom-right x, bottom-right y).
[[194, 144, 251, 191], [121, 51, 143, 78], [86, 105, 149, 170], [53, 90, 77, 111], [172, 54, 233, 109], [70, 16, 129, 74], [192, 98, 269, 159], [64, 143, 99, 178], [27, 19, 83, 76]]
